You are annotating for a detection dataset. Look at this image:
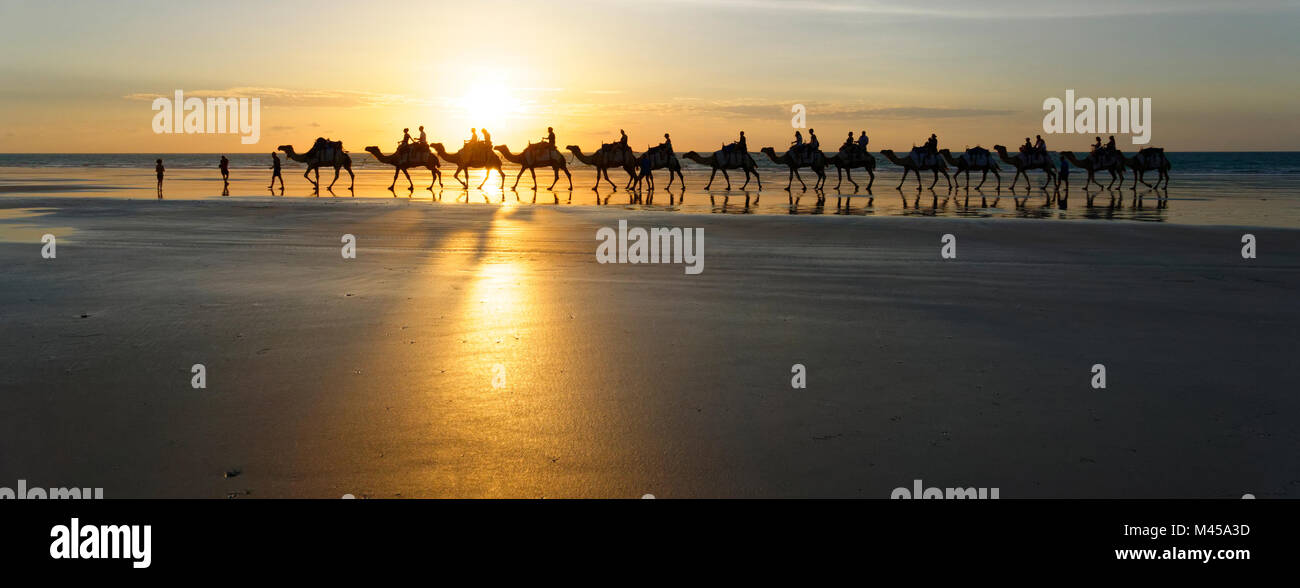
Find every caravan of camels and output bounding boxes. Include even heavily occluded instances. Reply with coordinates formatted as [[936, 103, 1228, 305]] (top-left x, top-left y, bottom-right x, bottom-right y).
[[275, 126, 1171, 193]]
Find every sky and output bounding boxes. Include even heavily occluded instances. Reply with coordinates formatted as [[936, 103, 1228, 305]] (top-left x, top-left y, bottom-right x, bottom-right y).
[[0, 0, 1297, 152]]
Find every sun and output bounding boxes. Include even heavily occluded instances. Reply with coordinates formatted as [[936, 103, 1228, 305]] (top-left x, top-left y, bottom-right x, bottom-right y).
[[458, 74, 522, 130]]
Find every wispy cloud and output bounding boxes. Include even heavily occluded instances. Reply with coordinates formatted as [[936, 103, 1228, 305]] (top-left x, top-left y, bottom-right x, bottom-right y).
[[649, 0, 1300, 20], [124, 87, 430, 108]]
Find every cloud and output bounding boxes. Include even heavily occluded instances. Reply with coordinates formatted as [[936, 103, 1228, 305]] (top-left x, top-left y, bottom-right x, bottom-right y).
[[648, 0, 1300, 20], [124, 87, 430, 108], [555, 98, 1015, 120]]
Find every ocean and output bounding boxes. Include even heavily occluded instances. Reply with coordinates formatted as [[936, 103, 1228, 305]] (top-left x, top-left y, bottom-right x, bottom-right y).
[[1, 152, 1298, 227]]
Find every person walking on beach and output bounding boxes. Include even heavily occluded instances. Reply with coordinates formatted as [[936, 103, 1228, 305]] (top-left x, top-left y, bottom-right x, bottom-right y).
[[269, 152, 283, 189], [219, 155, 230, 185], [155, 159, 165, 195]]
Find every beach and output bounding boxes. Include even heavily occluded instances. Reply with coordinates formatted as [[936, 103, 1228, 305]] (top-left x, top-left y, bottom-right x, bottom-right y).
[[2, 196, 1297, 498]]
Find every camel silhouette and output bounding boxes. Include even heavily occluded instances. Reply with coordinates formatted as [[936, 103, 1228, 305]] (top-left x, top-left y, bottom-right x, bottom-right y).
[[880, 149, 952, 190], [939, 147, 1001, 190], [566, 144, 638, 190], [494, 143, 573, 190], [278, 139, 355, 190], [431, 142, 505, 189], [993, 145, 1056, 190], [760, 147, 828, 190], [365, 145, 441, 191], [682, 149, 761, 190], [825, 146, 876, 191]]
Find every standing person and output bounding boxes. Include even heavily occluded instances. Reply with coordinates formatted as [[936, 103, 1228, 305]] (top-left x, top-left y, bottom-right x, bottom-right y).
[[269, 152, 283, 189], [219, 155, 229, 185], [155, 158, 165, 194]]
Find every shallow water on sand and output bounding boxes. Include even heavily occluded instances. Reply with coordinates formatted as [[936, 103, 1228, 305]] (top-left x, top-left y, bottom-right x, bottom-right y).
[[2, 152, 1299, 227]]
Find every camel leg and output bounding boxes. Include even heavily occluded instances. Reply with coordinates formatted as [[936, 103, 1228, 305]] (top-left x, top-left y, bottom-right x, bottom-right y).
[[928, 169, 939, 190], [603, 168, 617, 191], [975, 170, 987, 189], [511, 167, 525, 190], [675, 168, 685, 188], [304, 166, 317, 188], [530, 168, 539, 190], [846, 169, 858, 190], [388, 167, 400, 190], [865, 168, 874, 191], [562, 166, 572, 190], [835, 167, 843, 190], [786, 169, 794, 191], [704, 169, 717, 190], [895, 168, 907, 189], [327, 165, 341, 190], [793, 168, 807, 190], [403, 168, 413, 190]]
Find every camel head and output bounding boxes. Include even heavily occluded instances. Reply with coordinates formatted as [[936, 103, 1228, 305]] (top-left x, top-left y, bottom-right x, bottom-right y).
[[564, 145, 582, 153], [364, 146, 381, 154], [492, 144, 509, 154], [277, 145, 293, 154], [992, 145, 1008, 154], [760, 147, 776, 156]]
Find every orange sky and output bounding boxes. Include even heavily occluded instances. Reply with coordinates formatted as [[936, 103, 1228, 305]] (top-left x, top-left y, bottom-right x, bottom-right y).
[[1, 0, 1297, 152]]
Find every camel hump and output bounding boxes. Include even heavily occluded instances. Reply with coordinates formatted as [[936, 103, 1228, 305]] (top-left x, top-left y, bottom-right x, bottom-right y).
[[909, 147, 937, 167], [1137, 147, 1165, 167], [966, 147, 990, 166]]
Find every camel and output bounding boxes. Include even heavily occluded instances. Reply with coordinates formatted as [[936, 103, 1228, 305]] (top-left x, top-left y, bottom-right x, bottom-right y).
[[431, 142, 505, 189], [630, 145, 686, 190], [1059, 150, 1125, 190], [1125, 147, 1171, 189], [760, 147, 828, 190], [682, 149, 761, 190], [939, 147, 1001, 190], [494, 143, 573, 190], [879, 148, 952, 190], [825, 146, 876, 191], [364, 144, 441, 190], [565, 144, 638, 190], [278, 138, 355, 190], [992, 145, 1057, 189]]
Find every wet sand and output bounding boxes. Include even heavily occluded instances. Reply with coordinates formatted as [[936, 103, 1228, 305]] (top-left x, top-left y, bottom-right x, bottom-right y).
[[1, 197, 1298, 498]]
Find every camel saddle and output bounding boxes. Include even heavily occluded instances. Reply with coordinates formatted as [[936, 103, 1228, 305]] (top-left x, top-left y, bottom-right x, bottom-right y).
[[309, 137, 344, 159], [909, 147, 937, 167], [966, 147, 990, 167], [1136, 147, 1164, 168], [717, 149, 745, 168], [1094, 150, 1121, 168]]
